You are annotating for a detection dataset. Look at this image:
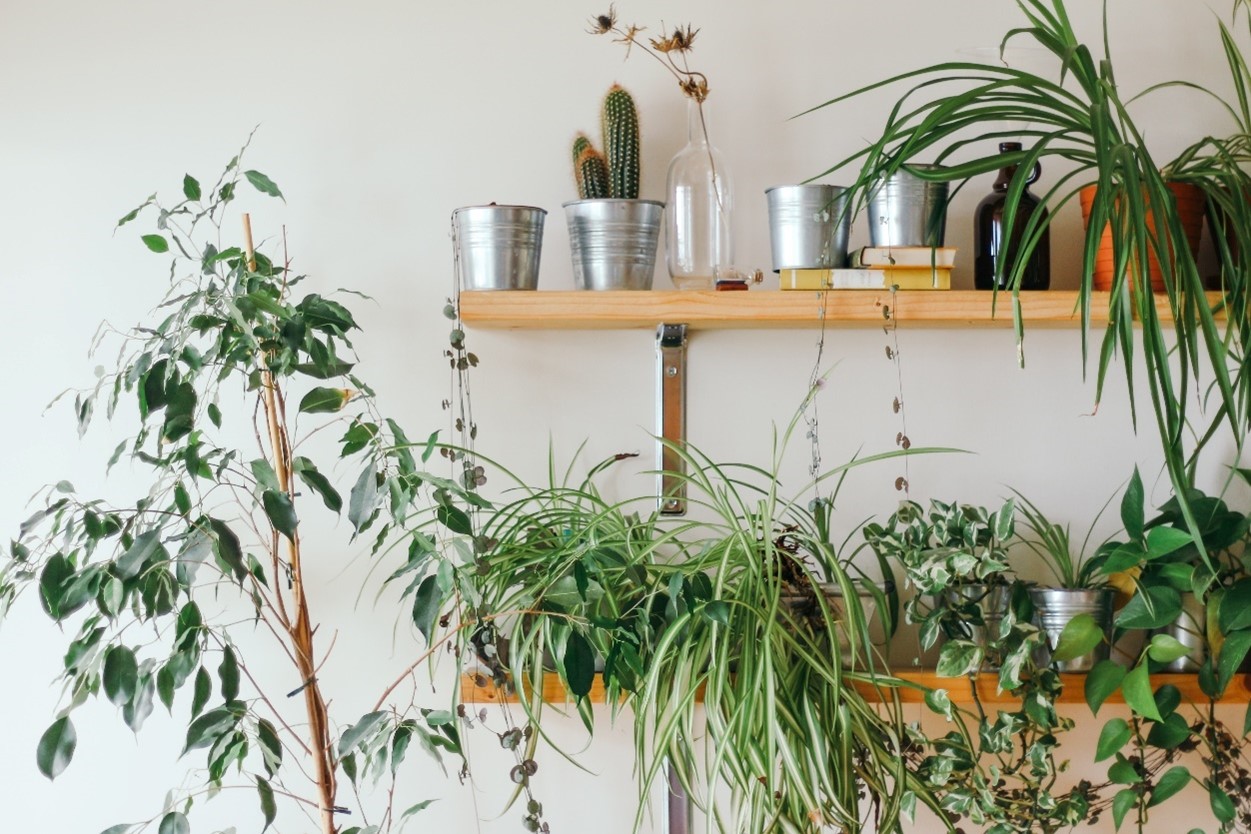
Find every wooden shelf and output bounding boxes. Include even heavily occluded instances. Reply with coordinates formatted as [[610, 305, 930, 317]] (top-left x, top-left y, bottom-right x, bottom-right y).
[[459, 290, 1221, 331], [462, 670, 1251, 707]]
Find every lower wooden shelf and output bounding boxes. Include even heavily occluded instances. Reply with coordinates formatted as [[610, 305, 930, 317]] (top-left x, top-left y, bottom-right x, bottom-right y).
[[461, 670, 1251, 706]]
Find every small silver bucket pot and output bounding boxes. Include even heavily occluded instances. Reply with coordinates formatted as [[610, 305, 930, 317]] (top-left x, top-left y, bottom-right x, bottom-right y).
[[937, 583, 1012, 668], [783, 581, 893, 668], [1153, 592, 1205, 673], [563, 199, 664, 290], [452, 204, 547, 291], [1029, 587, 1115, 673], [765, 184, 851, 271], [867, 165, 950, 247]]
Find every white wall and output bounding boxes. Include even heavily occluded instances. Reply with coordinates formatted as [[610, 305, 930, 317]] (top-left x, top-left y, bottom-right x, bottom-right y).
[[0, 0, 1245, 832]]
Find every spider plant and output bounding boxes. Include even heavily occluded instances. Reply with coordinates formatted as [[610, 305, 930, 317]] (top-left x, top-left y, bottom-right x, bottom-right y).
[[1011, 489, 1114, 589], [631, 406, 947, 834], [470, 394, 956, 832], [806, 0, 1251, 563]]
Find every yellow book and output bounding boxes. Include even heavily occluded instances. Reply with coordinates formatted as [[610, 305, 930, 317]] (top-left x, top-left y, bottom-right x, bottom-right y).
[[779, 267, 952, 291], [852, 246, 957, 269]]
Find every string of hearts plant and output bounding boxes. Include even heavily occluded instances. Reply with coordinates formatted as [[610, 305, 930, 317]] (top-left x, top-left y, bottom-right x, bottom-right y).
[[0, 145, 482, 834]]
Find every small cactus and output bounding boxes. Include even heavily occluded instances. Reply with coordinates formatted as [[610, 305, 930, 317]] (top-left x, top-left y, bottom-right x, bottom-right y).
[[571, 84, 642, 200], [602, 85, 640, 199], [574, 143, 610, 200]]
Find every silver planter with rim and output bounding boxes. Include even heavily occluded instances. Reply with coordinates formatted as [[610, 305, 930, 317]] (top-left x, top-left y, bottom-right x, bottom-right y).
[[563, 198, 664, 290], [452, 204, 547, 291], [1153, 592, 1206, 673], [867, 165, 949, 247], [783, 580, 892, 668], [937, 583, 1012, 667], [1029, 586, 1115, 673], [765, 184, 851, 271]]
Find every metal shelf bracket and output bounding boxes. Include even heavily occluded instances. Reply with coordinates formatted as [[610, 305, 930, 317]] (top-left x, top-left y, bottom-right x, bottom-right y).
[[656, 323, 688, 515]]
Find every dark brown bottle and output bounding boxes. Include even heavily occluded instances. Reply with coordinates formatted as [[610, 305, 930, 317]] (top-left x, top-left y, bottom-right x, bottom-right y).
[[974, 142, 1051, 290]]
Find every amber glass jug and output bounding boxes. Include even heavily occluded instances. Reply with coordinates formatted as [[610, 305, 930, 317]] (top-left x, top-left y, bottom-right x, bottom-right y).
[[974, 141, 1050, 290]]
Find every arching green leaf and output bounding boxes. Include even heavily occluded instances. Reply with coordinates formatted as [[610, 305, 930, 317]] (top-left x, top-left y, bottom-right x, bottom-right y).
[[36, 716, 77, 779]]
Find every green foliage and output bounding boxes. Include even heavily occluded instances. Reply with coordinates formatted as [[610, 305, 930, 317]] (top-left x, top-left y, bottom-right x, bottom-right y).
[[601, 84, 640, 199], [811, 0, 1251, 581], [571, 84, 641, 200], [1, 145, 473, 833]]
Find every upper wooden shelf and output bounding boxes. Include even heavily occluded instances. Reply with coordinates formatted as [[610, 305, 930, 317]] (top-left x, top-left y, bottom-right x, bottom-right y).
[[459, 290, 1221, 331], [462, 669, 1251, 706]]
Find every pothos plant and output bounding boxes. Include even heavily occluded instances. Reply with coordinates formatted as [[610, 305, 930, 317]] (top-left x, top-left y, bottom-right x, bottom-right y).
[[866, 499, 1106, 833], [1075, 468, 1251, 832], [0, 147, 482, 834]]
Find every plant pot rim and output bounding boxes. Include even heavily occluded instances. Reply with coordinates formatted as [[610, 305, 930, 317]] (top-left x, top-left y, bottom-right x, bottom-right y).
[[562, 197, 665, 209]]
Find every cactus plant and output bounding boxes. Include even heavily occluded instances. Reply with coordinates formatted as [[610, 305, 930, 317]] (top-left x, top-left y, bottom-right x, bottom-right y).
[[573, 134, 610, 199], [602, 84, 640, 199], [572, 84, 640, 200]]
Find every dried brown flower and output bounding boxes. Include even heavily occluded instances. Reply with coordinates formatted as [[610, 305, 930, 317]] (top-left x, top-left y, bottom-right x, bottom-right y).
[[650, 24, 698, 53], [587, 6, 616, 35]]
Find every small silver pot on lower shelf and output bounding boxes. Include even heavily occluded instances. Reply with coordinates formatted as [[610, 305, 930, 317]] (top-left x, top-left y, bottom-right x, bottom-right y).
[[1029, 586, 1116, 673]]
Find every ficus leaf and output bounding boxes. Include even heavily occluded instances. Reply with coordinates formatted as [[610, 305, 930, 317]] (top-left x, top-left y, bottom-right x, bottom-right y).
[[141, 234, 170, 254], [244, 170, 284, 200], [294, 458, 342, 513], [103, 645, 139, 707], [338, 711, 388, 757], [298, 387, 350, 414], [348, 462, 378, 534], [182, 174, 201, 201], [219, 645, 240, 702], [262, 490, 298, 540], [157, 812, 189, 834], [36, 716, 77, 779], [257, 777, 276, 832], [411, 574, 439, 645]]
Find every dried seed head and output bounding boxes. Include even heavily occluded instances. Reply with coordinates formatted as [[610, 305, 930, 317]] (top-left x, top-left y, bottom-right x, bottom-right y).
[[588, 6, 617, 34]]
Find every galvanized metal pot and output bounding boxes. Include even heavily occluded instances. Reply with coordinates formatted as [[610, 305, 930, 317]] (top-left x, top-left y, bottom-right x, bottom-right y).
[[937, 583, 1012, 667], [765, 184, 851, 271], [1029, 586, 1115, 672], [452, 204, 547, 291], [1153, 592, 1206, 673], [867, 165, 950, 247], [564, 198, 664, 290], [783, 581, 892, 668]]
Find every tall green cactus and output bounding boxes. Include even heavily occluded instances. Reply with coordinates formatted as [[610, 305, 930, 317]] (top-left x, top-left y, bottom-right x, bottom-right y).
[[602, 84, 640, 199], [571, 84, 641, 200]]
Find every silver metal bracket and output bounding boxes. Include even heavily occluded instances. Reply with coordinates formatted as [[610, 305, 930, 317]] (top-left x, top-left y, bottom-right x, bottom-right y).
[[656, 323, 688, 515]]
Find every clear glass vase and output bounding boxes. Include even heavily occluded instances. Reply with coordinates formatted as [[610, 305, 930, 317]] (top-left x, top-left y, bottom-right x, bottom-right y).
[[666, 98, 734, 290]]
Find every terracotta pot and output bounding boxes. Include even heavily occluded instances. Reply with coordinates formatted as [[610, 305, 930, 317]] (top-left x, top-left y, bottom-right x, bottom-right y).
[[1078, 181, 1206, 292]]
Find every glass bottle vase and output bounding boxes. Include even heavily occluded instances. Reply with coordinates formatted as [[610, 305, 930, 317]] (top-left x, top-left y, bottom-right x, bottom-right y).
[[666, 98, 734, 290], [974, 141, 1051, 290]]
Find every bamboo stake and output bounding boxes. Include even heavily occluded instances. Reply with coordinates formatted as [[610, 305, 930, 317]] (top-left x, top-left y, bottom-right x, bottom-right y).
[[243, 213, 339, 834]]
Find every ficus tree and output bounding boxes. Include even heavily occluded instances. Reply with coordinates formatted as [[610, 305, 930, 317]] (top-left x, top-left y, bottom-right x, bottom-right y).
[[0, 145, 485, 834]]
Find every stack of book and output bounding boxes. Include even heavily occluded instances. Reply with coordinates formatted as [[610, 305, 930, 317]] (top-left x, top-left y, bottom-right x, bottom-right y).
[[778, 247, 956, 290]]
